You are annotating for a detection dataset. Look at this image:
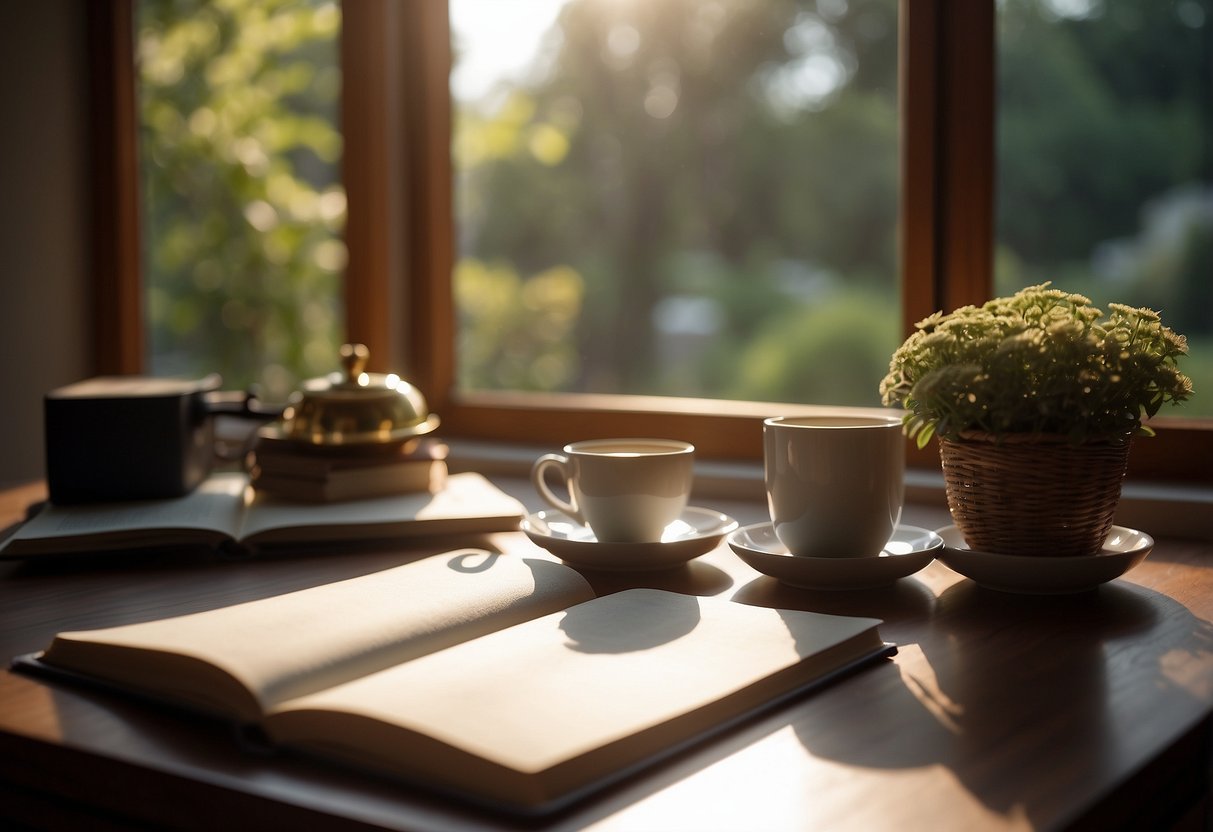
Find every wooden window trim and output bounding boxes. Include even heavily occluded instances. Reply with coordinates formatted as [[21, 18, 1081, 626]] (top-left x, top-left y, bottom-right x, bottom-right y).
[[87, 0, 142, 375], [92, 0, 1212, 483], [339, 0, 396, 368]]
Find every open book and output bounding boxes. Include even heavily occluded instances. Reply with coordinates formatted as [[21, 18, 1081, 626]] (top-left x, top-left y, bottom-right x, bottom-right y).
[[0, 471, 524, 558], [15, 553, 894, 814]]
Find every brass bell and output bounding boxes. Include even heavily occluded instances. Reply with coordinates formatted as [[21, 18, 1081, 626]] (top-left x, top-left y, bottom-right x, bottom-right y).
[[267, 344, 440, 447]]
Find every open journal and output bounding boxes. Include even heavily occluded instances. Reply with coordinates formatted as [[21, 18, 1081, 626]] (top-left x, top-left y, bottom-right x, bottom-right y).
[[15, 552, 894, 815], [0, 471, 525, 558]]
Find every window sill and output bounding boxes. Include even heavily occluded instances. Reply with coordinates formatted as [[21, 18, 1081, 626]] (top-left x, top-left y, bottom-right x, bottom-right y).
[[447, 439, 1213, 543], [438, 392, 1211, 482]]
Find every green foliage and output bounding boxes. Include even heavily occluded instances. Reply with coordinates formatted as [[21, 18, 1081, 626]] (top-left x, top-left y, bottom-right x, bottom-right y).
[[139, 0, 343, 401], [454, 0, 901, 399], [880, 284, 1193, 446], [997, 0, 1210, 262], [731, 291, 899, 405], [455, 260, 585, 391], [995, 0, 1211, 416]]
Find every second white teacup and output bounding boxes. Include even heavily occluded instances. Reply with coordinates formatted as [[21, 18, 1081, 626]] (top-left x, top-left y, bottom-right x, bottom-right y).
[[531, 438, 695, 543], [764, 415, 904, 558]]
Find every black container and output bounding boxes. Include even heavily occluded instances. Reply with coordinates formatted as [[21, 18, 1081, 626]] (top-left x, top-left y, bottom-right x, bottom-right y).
[[44, 375, 224, 504]]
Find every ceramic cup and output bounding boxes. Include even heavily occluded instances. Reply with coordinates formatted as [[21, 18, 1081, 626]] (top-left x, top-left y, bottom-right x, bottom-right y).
[[530, 438, 695, 543], [763, 415, 904, 558]]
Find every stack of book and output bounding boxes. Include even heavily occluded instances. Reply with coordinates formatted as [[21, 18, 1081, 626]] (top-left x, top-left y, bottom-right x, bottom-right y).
[[249, 435, 448, 502]]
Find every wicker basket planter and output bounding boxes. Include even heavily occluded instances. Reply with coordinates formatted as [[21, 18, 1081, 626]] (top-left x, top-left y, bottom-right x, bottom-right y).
[[938, 432, 1132, 558]]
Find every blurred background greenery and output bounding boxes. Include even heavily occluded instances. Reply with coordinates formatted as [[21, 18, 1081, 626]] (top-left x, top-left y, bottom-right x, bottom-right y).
[[137, 0, 1211, 415], [996, 0, 1211, 416], [139, 0, 343, 402]]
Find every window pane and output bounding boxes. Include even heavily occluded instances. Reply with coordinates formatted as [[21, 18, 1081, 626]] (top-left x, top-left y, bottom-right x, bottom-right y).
[[450, 0, 900, 406], [996, 0, 1212, 417], [136, 0, 345, 401]]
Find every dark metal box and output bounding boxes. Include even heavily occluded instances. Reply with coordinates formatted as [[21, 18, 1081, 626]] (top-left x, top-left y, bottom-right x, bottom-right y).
[[44, 375, 222, 504]]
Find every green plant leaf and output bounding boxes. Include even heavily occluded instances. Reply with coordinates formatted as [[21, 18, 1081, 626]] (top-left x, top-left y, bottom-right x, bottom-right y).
[[878, 282, 1192, 443]]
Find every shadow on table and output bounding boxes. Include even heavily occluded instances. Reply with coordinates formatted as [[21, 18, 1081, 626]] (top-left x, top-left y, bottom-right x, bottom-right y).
[[732, 574, 936, 624], [786, 577, 1213, 826], [574, 560, 734, 598]]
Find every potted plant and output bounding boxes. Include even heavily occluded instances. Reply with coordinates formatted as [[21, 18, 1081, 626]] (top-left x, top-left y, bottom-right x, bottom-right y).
[[880, 283, 1192, 557]]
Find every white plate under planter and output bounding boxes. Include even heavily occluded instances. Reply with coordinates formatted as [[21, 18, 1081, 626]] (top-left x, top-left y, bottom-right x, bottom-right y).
[[935, 525, 1154, 594]]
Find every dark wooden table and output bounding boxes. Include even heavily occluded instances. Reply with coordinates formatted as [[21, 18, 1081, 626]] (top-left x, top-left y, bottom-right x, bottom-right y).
[[1, 479, 1211, 831]]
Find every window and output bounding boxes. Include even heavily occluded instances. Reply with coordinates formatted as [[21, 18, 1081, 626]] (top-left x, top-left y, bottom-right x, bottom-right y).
[[89, 0, 1210, 481]]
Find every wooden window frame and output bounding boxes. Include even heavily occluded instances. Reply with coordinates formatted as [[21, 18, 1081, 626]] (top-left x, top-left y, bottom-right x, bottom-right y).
[[90, 0, 1211, 483]]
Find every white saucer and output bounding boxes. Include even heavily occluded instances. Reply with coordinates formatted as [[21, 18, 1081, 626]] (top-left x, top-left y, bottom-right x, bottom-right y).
[[935, 525, 1154, 594], [727, 524, 942, 590], [521, 507, 739, 571]]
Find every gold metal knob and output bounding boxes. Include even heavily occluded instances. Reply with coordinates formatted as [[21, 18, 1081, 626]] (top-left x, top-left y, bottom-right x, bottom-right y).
[[340, 343, 370, 385]]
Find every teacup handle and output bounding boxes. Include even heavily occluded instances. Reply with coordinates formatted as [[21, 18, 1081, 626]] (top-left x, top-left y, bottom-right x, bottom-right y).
[[530, 453, 585, 525]]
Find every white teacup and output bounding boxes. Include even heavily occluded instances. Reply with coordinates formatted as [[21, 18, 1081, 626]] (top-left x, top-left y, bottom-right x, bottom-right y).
[[763, 416, 904, 557], [531, 439, 695, 543]]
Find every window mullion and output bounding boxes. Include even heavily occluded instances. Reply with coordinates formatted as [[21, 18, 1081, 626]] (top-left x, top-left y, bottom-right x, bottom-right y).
[[937, 0, 996, 314], [393, 2, 456, 410], [899, 0, 940, 336], [340, 0, 397, 372], [901, 0, 995, 331], [88, 0, 143, 375]]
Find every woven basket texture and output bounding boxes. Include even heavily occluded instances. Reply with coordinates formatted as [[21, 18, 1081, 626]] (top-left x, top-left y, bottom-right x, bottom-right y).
[[939, 433, 1131, 558]]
